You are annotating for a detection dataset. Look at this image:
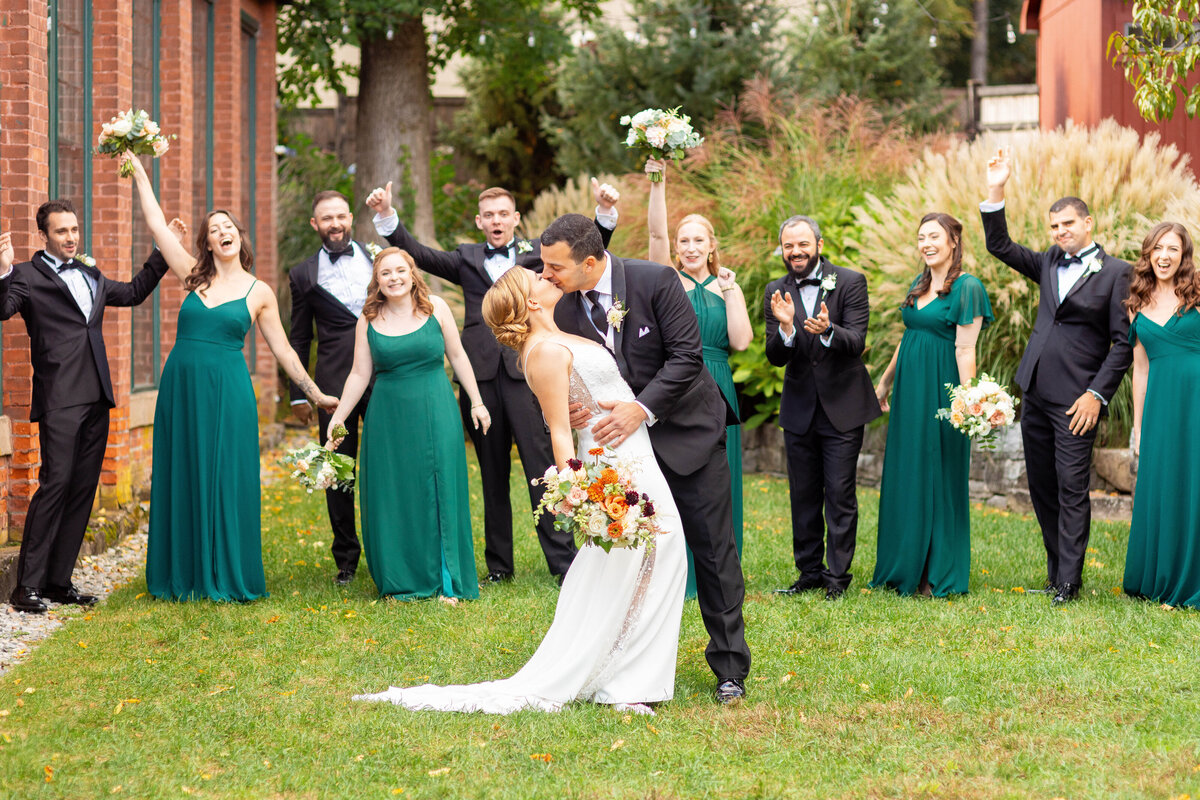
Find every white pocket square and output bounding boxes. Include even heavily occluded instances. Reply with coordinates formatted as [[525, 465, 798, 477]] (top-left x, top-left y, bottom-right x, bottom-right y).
[[638, 326, 651, 338]]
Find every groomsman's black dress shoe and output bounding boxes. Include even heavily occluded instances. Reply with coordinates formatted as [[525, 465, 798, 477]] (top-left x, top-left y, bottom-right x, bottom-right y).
[[1030, 579, 1057, 594], [715, 678, 746, 705], [10, 586, 48, 614], [335, 569, 356, 586], [42, 584, 98, 606], [775, 576, 824, 595], [1052, 583, 1081, 605], [825, 587, 845, 601], [484, 571, 514, 584]]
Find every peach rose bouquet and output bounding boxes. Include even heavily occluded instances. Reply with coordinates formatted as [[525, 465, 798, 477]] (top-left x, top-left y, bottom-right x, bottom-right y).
[[532, 447, 660, 552], [935, 373, 1018, 450], [95, 109, 174, 177]]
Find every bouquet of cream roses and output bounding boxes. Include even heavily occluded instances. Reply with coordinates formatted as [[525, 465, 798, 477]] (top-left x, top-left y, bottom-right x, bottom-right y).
[[619, 107, 704, 181], [95, 109, 173, 177], [281, 426, 356, 493], [935, 373, 1018, 450], [532, 448, 660, 552]]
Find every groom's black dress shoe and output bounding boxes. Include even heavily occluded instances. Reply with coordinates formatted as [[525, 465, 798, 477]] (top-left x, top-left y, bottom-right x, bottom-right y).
[[1052, 583, 1081, 605], [484, 571, 514, 584], [775, 576, 824, 595], [41, 585, 98, 606], [715, 678, 746, 705], [335, 569, 356, 586], [9, 586, 48, 614]]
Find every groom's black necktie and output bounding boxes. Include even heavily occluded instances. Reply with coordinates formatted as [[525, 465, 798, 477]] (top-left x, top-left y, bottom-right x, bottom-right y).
[[585, 290, 608, 336]]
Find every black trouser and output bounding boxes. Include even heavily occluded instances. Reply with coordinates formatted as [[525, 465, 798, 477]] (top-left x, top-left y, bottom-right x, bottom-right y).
[[1020, 384, 1097, 587], [784, 406, 864, 592], [317, 393, 369, 574], [16, 401, 110, 592], [658, 440, 751, 682], [463, 371, 576, 578]]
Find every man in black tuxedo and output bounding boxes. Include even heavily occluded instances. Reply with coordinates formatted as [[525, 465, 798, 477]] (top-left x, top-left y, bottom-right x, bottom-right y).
[[365, 181, 619, 584], [540, 213, 751, 704], [288, 190, 374, 585], [981, 149, 1132, 605], [764, 216, 882, 601], [0, 201, 170, 613]]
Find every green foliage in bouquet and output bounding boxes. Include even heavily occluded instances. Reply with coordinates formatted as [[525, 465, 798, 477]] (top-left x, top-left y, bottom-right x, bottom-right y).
[[849, 119, 1200, 446]]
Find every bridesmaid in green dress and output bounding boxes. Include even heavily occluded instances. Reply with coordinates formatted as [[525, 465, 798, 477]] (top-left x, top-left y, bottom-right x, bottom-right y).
[[125, 155, 338, 602], [872, 213, 993, 597], [327, 248, 489, 602], [1124, 222, 1200, 609], [645, 159, 752, 598]]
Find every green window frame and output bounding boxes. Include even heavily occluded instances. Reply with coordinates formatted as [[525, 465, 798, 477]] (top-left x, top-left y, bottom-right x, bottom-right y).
[[48, 0, 93, 254], [241, 11, 258, 373], [131, 0, 162, 391]]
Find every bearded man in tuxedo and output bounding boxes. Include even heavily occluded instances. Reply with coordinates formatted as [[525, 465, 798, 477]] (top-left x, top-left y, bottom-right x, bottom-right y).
[[764, 216, 881, 601], [365, 181, 620, 584], [980, 148, 1132, 605], [0, 202, 171, 613]]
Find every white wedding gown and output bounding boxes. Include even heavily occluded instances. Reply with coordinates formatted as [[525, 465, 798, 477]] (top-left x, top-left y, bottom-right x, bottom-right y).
[[353, 337, 687, 713]]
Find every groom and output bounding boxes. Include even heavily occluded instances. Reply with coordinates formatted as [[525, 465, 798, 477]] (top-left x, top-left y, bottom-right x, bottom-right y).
[[540, 213, 751, 704]]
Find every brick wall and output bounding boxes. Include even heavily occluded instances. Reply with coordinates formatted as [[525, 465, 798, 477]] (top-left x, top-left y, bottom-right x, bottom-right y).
[[0, 0, 279, 542]]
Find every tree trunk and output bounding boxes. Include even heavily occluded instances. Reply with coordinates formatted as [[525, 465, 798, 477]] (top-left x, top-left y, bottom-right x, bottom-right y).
[[971, 0, 989, 86], [355, 19, 436, 245]]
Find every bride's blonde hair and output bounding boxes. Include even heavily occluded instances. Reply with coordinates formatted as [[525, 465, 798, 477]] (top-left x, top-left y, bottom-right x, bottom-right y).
[[483, 267, 533, 351]]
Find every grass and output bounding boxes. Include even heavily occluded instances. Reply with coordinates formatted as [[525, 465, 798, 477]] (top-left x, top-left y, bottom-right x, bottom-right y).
[[1, 444, 1197, 799]]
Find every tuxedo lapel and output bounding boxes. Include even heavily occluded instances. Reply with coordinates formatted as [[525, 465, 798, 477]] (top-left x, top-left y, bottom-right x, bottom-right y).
[[34, 252, 88, 320], [1047, 257, 1062, 310], [608, 254, 629, 375], [465, 244, 492, 285], [1060, 247, 1105, 308]]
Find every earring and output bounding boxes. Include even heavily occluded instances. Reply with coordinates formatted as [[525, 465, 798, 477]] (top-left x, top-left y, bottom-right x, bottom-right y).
[[707, 253, 713, 263]]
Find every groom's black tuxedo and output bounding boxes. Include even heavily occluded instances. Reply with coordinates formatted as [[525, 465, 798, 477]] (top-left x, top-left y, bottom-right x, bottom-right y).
[[0, 248, 169, 596], [555, 255, 751, 682], [981, 206, 1132, 590], [764, 259, 881, 592], [288, 242, 374, 575], [380, 218, 613, 579]]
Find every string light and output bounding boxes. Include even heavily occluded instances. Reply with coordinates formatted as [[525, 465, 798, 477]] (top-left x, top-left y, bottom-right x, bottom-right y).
[[688, 25, 697, 39], [478, 32, 486, 45], [928, 30, 938, 48], [1006, 20, 1017, 44], [341, 23, 350, 36], [880, 2, 888, 13], [527, 32, 536, 46], [386, 27, 394, 41], [750, 21, 760, 35]]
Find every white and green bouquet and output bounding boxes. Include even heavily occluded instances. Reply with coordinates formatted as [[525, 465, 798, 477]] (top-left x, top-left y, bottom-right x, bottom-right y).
[[281, 425, 356, 493], [619, 107, 704, 181], [95, 109, 173, 177], [935, 373, 1018, 450]]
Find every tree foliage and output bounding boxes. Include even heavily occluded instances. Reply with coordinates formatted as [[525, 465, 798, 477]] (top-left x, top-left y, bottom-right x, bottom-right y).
[[1108, 0, 1200, 122]]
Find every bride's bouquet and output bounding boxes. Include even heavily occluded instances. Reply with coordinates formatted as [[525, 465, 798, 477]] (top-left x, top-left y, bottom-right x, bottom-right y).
[[619, 107, 704, 181], [95, 109, 173, 177], [935, 373, 1018, 450], [532, 448, 661, 552], [281, 426, 355, 493]]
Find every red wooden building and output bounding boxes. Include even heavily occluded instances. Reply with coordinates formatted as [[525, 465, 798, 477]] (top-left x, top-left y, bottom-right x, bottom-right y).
[[1022, 0, 1200, 153]]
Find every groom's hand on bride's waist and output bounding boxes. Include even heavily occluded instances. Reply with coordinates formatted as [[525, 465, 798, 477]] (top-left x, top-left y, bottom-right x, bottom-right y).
[[591, 400, 648, 447], [568, 402, 592, 430]]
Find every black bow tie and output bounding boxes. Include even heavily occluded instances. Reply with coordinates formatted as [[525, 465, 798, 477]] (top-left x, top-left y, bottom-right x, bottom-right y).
[[325, 247, 352, 264], [1060, 248, 1097, 268], [57, 259, 95, 277], [797, 277, 821, 287], [483, 243, 511, 259]]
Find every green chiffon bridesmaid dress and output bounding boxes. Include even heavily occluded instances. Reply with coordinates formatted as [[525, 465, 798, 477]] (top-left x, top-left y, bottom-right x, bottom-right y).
[[1124, 309, 1200, 609], [146, 285, 266, 602], [871, 274, 992, 597], [359, 318, 479, 600], [682, 273, 743, 600]]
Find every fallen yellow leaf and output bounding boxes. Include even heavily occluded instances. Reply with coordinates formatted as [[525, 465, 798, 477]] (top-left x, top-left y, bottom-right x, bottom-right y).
[[428, 767, 451, 777], [610, 739, 625, 751]]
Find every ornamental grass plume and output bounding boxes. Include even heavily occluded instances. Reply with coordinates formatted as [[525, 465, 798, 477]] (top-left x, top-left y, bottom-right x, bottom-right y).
[[850, 119, 1200, 445]]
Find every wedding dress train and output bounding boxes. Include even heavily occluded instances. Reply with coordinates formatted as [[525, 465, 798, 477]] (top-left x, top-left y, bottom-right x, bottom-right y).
[[353, 337, 687, 713]]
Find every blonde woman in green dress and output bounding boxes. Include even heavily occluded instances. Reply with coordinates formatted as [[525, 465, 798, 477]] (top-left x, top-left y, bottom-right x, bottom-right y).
[[645, 157, 752, 597]]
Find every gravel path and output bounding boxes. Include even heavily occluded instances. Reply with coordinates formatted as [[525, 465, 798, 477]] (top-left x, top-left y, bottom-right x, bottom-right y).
[[0, 528, 149, 677]]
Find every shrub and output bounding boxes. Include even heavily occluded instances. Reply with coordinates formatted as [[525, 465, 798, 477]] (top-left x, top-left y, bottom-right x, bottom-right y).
[[850, 119, 1200, 445]]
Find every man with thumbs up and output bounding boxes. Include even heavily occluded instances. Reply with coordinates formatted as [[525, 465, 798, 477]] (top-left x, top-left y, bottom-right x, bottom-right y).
[[764, 215, 882, 600]]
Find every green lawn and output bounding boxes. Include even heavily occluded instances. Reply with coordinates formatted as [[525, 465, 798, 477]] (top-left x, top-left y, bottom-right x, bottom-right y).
[[1, 446, 1197, 799]]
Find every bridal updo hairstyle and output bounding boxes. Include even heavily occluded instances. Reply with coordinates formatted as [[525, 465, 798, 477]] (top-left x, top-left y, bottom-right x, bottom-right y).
[[674, 213, 721, 277], [188, 210, 255, 294], [483, 267, 534, 351], [902, 212, 964, 308], [361, 247, 434, 320], [1125, 221, 1200, 316]]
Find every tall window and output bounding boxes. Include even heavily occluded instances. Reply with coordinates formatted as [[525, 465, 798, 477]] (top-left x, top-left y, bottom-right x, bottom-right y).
[[131, 0, 161, 390], [241, 12, 259, 372], [49, 0, 92, 252]]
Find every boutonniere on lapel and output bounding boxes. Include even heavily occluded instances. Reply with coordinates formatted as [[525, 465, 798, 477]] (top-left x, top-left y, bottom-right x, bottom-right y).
[[75, 253, 96, 268], [517, 239, 534, 255], [607, 296, 628, 332], [365, 241, 382, 259], [820, 272, 837, 293], [1082, 254, 1103, 275]]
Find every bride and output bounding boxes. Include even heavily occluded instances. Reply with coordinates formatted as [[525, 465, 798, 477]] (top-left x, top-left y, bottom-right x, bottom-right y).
[[353, 267, 687, 714]]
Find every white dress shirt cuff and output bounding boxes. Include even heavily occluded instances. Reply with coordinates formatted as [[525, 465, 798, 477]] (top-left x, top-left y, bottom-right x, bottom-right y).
[[979, 199, 1006, 213], [290, 398, 309, 407], [1087, 388, 1109, 406], [780, 326, 797, 347], [0, 267, 12, 281], [635, 401, 657, 426], [373, 211, 399, 236], [820, 328, 834, 348], [595, 206, 619, 230]]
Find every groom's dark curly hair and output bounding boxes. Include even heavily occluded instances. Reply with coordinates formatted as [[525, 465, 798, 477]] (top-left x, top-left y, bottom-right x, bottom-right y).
[[541, 213, 605, 262]]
